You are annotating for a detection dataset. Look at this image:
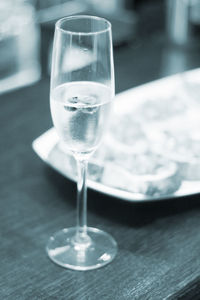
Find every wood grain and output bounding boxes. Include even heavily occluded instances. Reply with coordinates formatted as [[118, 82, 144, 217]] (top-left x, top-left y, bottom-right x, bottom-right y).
[[1, 25, 200, 299]]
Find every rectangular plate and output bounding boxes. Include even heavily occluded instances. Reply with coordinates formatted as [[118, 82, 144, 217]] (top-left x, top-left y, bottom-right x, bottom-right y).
[[32, 69, 200, 202]]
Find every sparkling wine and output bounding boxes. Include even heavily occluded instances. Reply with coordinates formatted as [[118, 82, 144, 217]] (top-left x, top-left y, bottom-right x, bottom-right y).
[[50, 81, 112, 156]]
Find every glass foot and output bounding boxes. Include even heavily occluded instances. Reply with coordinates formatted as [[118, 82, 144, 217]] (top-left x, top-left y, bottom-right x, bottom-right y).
[[46, 227, 117, 271]]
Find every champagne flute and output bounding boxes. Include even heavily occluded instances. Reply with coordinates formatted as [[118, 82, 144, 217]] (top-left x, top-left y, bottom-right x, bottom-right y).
[[46, 15, 117, 270]]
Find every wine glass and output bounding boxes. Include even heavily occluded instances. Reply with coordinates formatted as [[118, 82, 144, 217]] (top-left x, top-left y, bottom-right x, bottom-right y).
[[46, 15, 117, 270]]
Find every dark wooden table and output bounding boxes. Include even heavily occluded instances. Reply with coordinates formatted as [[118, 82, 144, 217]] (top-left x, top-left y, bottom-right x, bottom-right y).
[[1, 15, 200, 299]]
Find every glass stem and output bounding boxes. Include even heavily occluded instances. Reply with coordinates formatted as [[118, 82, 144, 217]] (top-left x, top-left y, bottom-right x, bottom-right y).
[[75, 159, 89, 244]]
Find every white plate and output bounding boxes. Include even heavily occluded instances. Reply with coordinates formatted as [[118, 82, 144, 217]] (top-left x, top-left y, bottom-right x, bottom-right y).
[[32, 68, 200, 202]]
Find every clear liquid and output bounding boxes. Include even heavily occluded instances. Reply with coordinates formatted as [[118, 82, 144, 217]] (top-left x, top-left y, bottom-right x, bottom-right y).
[[50, 81, 112, 157]]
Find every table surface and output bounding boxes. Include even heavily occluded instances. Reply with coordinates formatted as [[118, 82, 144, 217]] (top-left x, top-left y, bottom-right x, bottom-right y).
[[1, 10, 200, 300]]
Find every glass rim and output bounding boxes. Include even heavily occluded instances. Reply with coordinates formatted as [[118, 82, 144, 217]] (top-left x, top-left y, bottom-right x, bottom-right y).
[[55, 15, 112, 35]]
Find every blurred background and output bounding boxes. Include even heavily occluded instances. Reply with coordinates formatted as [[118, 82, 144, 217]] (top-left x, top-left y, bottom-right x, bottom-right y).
[[1, 0, 200, 94]]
